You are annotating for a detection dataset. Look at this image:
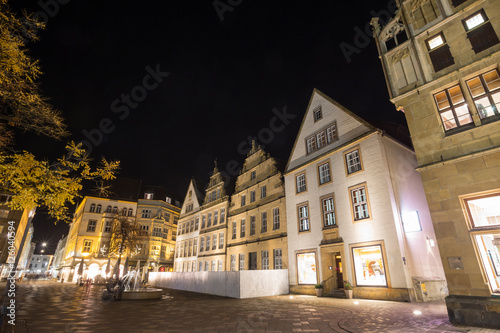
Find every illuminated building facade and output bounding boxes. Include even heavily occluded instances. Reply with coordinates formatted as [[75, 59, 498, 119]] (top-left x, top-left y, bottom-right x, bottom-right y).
[[226, 143, 288, 273], [284, 89, 445, 301], [174, 179, 204, 272], [372, 0, 500, 326], [60, 184, 180, 282]]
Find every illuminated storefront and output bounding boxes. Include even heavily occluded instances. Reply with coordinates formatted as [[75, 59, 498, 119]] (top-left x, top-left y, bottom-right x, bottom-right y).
[[297, 252, 317, 284], [352, 244, 387, 287]]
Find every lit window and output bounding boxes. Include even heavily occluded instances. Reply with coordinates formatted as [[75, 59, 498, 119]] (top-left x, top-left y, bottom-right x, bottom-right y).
[[426, 33, 454, 72], [433, 85, 473, 131], [466, 69, 500, 122], [462, 10, 499, 53], [298, 204, 309, 232], [427, 35, 444, 49], [306, 122, 338, 154], [83, 240, 92, 253], [352, 245, 387, 287], [297, 252, 316, 284]]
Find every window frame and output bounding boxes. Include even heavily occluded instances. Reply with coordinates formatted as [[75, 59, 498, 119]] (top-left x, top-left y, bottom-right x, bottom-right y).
[[349, 183, 372, 222], [321, 194, 337, 228], [87, 219, 97, 232], [297, 203, 310, 233], [261, 212, 268, 233], [433, 84, 474, 133], [317, 161, 332, 185], [273, 208, 280, 230], [262, 250, 269, 270], [344, 146, 364, 176], [313, 107, 322, 122], [425, 32, 455, 72], [465, 69, 500, 124], [462, 9, 499, 54], [240, 219, 246, 238], [295, 172, 307, 194], [305, 121, 339, 154]]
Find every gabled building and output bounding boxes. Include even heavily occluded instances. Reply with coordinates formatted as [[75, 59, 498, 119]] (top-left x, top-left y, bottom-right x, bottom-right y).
[[174, 179, 204, 272], [197, 163, 230, 272], [372, 0, 500, 326], [226, 142, 287, 272], [284, 89, 445, 301]]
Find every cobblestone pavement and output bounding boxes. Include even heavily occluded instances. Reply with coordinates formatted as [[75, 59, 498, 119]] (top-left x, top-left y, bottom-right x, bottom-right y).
[[1, 280, 500, 333]]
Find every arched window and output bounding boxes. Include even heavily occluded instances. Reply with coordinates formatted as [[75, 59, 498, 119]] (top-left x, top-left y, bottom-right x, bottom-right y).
[[128, 208, 133, 216], [90, 204, 96, 213], [113, 206, 118, 213], [96, 204, 102, 213], [122, 207, 127, 216], [106, 206, 112, 213]]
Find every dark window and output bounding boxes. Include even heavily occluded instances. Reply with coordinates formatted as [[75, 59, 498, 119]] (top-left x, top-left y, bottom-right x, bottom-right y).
[[463, 10, 499, 54], [451, 0, 467, 6], [426, 33, 454, 72]]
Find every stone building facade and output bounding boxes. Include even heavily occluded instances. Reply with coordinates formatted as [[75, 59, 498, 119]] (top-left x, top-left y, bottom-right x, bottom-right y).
[[197, 164, 229, 272], [284, 89, 446, 301], [61, 187, 180, 282], [226, 143, 288, 272], [372, 0, 500, 326]]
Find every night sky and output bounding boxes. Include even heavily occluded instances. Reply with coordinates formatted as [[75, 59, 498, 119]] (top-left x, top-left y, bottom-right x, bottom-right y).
[[10, 0, 407, 253]]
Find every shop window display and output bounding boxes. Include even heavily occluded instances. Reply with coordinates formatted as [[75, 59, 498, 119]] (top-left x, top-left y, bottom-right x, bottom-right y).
[[352, 245, 387, 287]]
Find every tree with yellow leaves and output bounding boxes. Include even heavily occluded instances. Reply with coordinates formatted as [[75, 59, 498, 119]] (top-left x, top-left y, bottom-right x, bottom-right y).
[[0, 1, 120, 221]]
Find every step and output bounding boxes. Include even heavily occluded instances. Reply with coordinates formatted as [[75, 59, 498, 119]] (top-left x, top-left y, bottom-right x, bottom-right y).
[[325, 290, 347, 299]]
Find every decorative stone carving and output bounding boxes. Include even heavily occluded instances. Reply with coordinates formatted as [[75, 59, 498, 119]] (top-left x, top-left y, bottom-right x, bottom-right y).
[[380, 15, 405, 43], [391, 47, 410, 63]]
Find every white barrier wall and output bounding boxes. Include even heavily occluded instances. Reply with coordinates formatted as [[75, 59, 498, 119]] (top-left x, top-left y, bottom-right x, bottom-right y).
[[149, 269, 289, 299]]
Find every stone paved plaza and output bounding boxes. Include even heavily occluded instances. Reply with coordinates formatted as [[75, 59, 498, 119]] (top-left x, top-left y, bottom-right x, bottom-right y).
[[2, 281, 500, 332]]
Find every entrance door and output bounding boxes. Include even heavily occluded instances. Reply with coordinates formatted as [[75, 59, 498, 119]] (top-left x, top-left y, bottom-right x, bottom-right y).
[[249, 252, 257, 270], [335, 255, 344, 289]]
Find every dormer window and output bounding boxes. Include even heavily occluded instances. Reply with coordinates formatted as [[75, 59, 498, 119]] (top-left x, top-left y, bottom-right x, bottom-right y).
[[145, 193, 154, 200], [313, 107, 322, 122]]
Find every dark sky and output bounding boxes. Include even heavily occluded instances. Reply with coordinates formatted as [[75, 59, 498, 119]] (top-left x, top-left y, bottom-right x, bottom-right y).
[[11, 0, 407, 253]]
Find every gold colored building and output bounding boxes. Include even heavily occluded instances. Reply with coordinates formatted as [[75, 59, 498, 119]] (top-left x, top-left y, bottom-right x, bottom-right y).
[[61, 188, 180, 282], [197, 163, 229, 272], [372, 0, 500, 326], [226, 142, 288, 272]]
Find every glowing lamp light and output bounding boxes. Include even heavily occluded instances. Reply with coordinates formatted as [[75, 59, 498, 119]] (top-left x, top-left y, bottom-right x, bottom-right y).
[[82, 252, 90, 257], [413, 310, 422, 315], [289, 296, 294, 299], [42, 242, 47, 247], [354, 301, 359, 305], [402, 211, 421, 233]]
